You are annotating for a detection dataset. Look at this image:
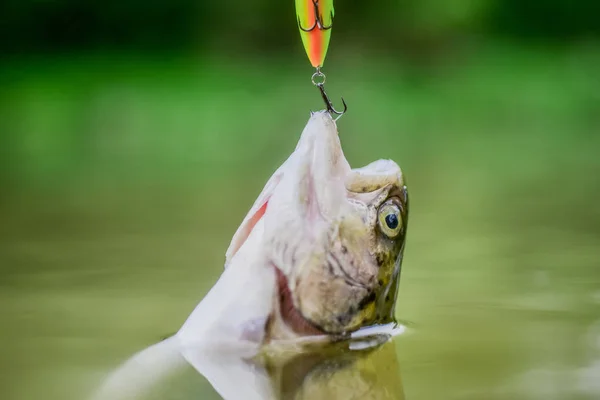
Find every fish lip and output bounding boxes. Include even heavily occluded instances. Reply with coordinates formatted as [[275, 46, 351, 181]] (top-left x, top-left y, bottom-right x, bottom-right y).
[[299, 112, 350, 220], [274, 266, 327, 336]]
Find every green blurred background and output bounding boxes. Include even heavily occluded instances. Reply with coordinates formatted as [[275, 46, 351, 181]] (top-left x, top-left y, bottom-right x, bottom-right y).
[[1, 1, 599, 399]]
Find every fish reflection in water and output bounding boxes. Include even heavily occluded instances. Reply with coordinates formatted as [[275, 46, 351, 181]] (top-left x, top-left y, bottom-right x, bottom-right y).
[[92, 325, 405, 400], [264, 338, 404, 400]]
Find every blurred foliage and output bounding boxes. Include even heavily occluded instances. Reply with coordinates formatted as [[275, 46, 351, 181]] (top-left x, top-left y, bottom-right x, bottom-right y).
[[0, 0, 599, 56], [1, 46, 598, 192], [0, 0, 598, 189]]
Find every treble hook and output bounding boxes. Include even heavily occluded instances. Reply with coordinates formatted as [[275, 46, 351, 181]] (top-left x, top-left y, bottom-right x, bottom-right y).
[[311, 68, 346, 119], [317, 82, 347, 119], [298, 0, 334, 32]]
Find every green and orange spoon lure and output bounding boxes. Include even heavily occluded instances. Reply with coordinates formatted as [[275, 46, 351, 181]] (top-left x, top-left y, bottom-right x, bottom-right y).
[[295, 0, 347, 119]]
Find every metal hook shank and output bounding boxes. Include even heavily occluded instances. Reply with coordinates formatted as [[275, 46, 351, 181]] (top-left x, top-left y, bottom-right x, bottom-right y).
[[317, 82, 347, 117], [298, 0, 334, 32]]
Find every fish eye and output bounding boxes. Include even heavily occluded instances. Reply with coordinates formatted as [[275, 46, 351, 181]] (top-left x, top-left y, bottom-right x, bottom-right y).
[[378, 202, 402, 238]]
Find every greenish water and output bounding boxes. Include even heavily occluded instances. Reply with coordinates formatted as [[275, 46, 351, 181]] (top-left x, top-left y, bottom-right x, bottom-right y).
[[1, 48, 599, 399]]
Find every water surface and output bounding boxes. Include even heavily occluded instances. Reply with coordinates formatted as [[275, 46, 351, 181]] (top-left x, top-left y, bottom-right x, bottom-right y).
[[1, 53, 599, 400]]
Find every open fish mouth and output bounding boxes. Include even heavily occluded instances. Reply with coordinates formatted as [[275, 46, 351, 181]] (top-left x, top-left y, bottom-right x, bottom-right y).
[[262, 112, 402, 337]]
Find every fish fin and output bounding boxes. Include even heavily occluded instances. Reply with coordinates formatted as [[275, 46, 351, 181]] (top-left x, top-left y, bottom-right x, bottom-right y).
[[90, 336, 186, 400], [224, 160, 289, 267]]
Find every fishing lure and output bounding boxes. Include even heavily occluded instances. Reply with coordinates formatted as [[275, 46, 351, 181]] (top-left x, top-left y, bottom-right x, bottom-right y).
[[295, 0, 346, 118], [296, 0, 334, 68]]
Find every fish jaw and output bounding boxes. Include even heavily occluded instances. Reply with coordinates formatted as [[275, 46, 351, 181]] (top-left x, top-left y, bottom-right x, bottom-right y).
[[224, 112, 348, 265], [262, 112, 373, 336], [262, 112, 352, 274]]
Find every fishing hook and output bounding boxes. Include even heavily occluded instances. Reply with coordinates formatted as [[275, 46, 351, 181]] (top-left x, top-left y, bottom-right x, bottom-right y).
[[317, 82, 347, 119], [298, 0, 334, 32], [311, 68, 346, 119]]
